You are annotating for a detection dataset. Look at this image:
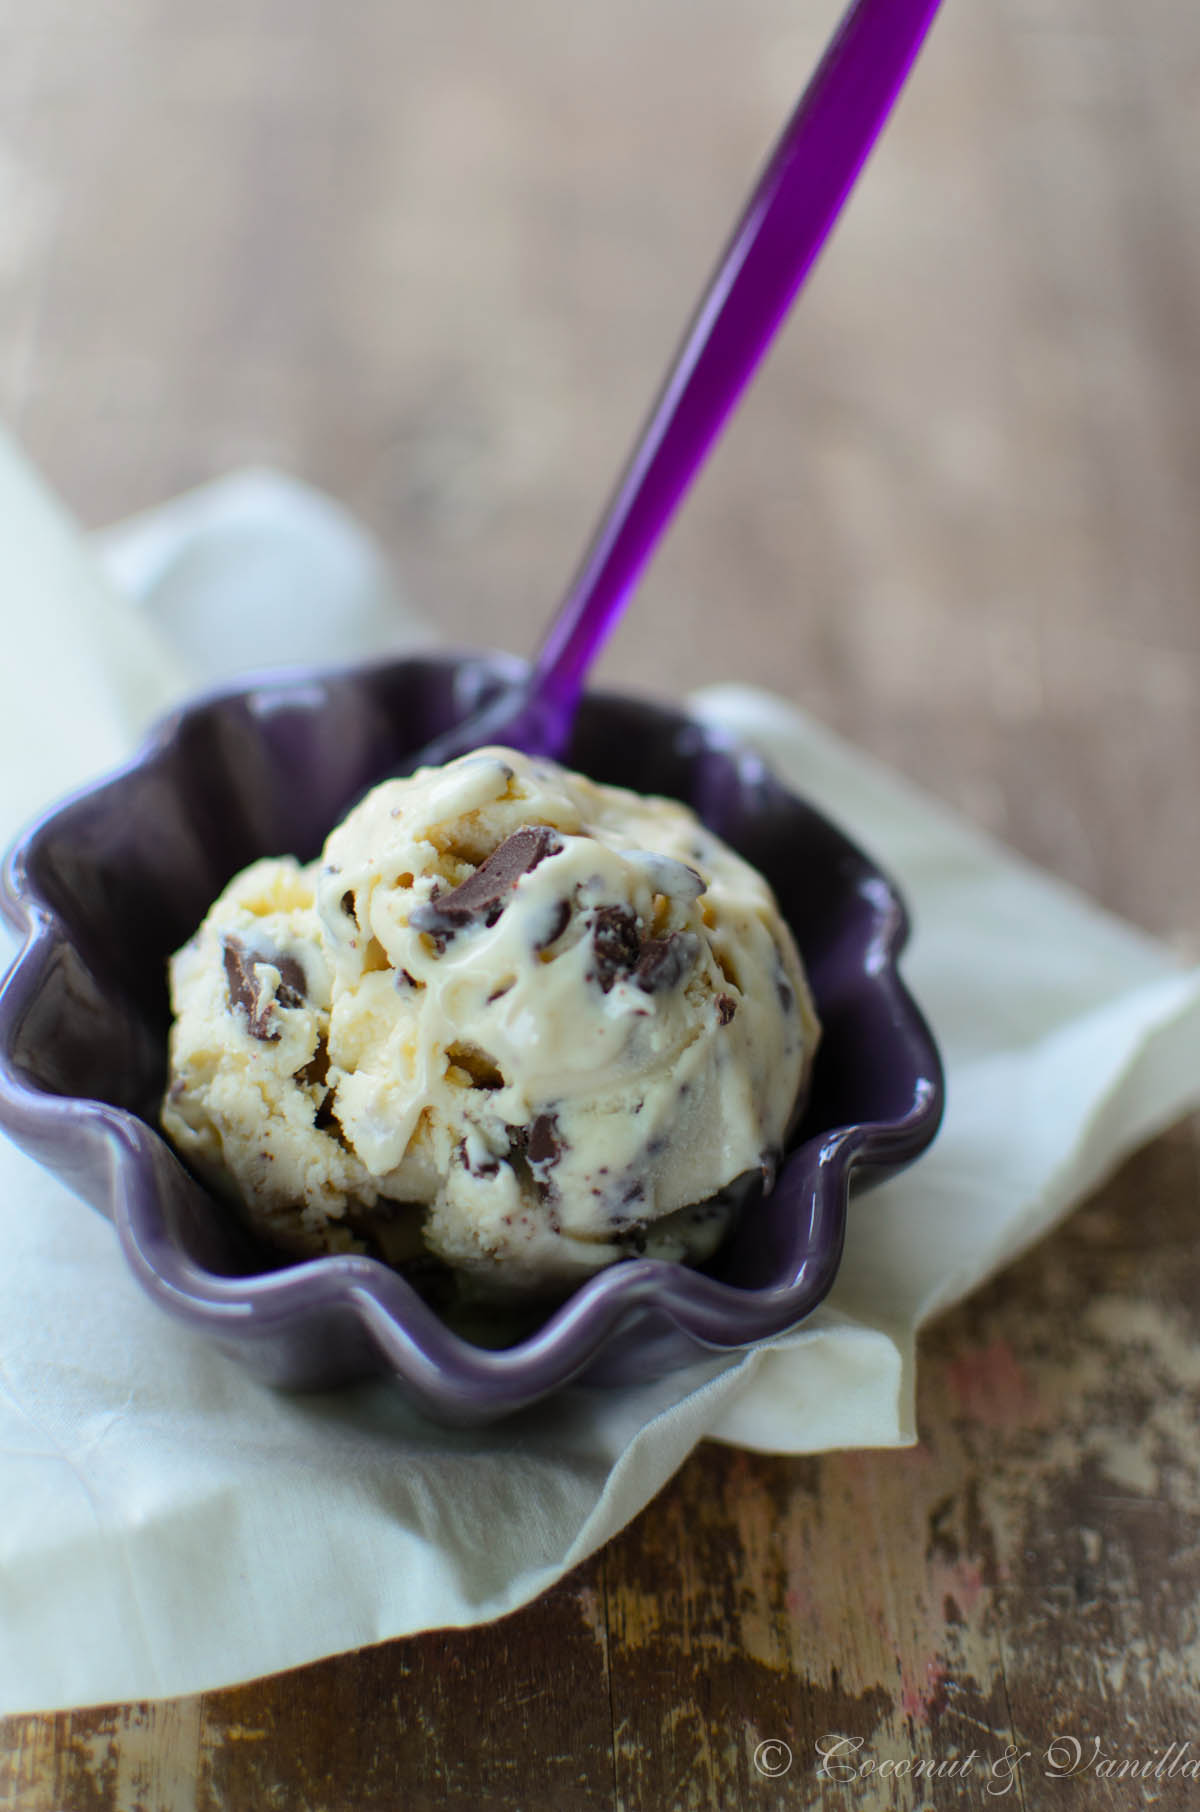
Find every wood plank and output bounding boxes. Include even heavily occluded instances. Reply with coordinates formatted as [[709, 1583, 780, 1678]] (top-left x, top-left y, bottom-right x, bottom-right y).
[[0, 1566, 614, 1812]]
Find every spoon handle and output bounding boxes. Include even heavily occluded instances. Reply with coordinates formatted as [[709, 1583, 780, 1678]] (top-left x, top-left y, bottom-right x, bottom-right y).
[[531, 0, 943, 738]]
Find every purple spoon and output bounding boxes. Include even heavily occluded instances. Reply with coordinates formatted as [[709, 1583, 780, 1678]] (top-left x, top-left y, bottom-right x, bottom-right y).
[[420, 0, 944, 765]]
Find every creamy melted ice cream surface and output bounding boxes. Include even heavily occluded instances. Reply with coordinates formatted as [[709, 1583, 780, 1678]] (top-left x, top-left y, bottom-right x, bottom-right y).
[[162, 747, 819, 1298]]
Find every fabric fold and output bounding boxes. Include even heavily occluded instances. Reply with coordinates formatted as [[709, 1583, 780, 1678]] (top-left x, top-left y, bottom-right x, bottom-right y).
[[2, 435, 1198, 1713]]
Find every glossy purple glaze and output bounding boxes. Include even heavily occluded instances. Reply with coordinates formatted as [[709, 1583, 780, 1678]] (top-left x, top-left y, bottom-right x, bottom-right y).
[[0, 655, 943, 1423]]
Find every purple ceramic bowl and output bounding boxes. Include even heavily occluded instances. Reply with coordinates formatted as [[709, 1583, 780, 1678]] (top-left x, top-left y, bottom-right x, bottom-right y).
[[0, 653, 942, 1423]]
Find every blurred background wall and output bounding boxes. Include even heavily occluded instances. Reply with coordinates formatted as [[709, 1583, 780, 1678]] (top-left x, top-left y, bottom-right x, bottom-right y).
[[0, 0, 1197, 937]]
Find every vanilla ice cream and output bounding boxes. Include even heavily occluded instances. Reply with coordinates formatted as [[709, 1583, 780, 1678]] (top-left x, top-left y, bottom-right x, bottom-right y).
[[162, 747, 819, 1298]]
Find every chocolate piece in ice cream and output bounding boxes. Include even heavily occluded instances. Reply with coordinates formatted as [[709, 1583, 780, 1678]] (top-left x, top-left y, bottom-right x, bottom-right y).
[[590, 904, 642, 991], [410, 824, 563, 940], [222, 936, 307, 1042], [634, 931, 700, 994]]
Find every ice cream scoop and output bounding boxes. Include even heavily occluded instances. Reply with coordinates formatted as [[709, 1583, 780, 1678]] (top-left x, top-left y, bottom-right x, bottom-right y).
[[162, 747, 819, 1299]]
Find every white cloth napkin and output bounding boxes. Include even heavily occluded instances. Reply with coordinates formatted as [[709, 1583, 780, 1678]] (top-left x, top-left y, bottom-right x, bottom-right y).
[[3, 430, 1199, 1715]]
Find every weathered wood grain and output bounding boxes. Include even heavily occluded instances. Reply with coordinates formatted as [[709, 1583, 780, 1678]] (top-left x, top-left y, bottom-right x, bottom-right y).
[[0, 0, 1197, 1805], [5, 1122, 1199, 1810]]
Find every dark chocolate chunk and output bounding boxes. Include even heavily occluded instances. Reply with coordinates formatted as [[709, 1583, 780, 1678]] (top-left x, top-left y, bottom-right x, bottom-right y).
[[634, 931, 699, 994], [590, 904, 641, 991], [524, 1112, 562, 1167], [226, 967, 267, 1034], [507, 1112, 565, 1201], [271, 956, 306, 1007], [535, 897, 572, 951], [223, 936, 307, 1042], [589, 908, 700, 994], [409, 825, 562, 941], [716, 992, 737, 1025]]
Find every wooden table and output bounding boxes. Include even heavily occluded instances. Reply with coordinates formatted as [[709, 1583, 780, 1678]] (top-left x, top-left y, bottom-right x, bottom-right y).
[[2, 1, 1199, 1805]]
